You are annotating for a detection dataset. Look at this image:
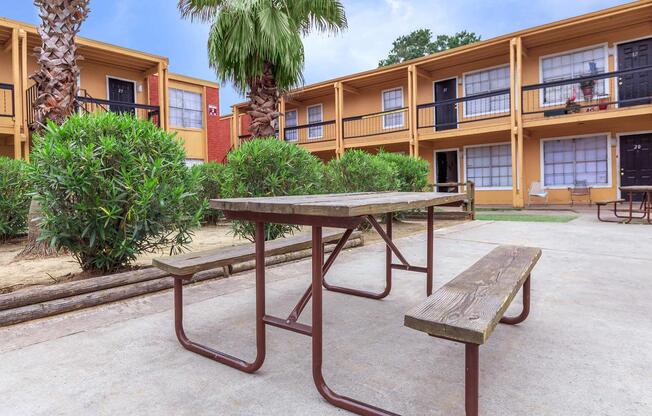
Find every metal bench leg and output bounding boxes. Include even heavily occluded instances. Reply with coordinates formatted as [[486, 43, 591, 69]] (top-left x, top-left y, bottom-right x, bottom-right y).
[[500, 275, 530, 325], [465, 343, 479, 416], [172, 222, 267, 373]]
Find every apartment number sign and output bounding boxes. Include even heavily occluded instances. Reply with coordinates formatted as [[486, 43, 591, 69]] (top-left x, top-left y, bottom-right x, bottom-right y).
[[208, 104, 218, 116]]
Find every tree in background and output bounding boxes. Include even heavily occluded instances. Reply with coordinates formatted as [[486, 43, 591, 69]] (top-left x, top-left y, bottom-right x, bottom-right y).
[[21, 0, 90, 257], [178, 0, 347, 138], [379, 29, 481, 67]]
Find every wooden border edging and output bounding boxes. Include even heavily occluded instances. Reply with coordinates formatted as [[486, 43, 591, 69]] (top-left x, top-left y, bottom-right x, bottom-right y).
[[0, 237, 363, 327]]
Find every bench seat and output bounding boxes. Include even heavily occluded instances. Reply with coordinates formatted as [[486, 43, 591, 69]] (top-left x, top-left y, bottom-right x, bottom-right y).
[[404, 245, 541, 416], [153, 229, 353, 277], [596, 198, 625, 206]]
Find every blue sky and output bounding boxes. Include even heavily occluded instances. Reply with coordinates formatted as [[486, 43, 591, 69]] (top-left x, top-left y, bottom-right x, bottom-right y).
[[3, 0, 630, 114]]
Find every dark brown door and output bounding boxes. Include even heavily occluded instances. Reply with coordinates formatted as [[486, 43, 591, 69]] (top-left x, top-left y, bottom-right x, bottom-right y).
[[617, 38, 652, 107], [435, 150, 459, 192], [108, 77, 135, 114], [434, 78, 457, 131], [620, 133, 652, 201]]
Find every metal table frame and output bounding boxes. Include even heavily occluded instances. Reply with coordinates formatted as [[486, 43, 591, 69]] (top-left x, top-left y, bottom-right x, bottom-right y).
[[173, 207, 437, 416], [598, 188, 651, 224]]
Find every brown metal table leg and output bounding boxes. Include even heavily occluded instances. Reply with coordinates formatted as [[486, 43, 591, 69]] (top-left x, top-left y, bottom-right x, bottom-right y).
[[465, 343, 479, 416], [311, 226, 400, 416], [427, 206, 434, 296], [500, 276, 531, 325], [173, 221, 266, 373]]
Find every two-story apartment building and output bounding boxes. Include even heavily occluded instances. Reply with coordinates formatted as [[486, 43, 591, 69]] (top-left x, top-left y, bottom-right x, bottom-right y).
[[229, 1, 652, 207], [0, 16, 230, 164]]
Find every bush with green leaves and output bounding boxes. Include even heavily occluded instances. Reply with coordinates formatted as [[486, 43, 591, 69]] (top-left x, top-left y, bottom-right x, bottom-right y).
[[376, 150, 429, 192], [324, 149, 399, 193], [221, 138, 324, 241], [0, 157, 31, 241], [28, 112, 205, 273], [194, 161, 226, 224]]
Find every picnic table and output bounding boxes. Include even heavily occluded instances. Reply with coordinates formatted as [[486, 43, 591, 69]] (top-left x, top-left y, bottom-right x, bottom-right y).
[[619, 186, 652, 223], [205, 191, 465, 415]]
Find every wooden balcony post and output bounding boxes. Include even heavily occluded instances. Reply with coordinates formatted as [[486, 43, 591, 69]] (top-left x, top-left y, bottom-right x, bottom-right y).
[[231, 105, 239, 149], [157, 61, 168, 131], [19, 29, 28, 160], [509, 38, 525, 208], [11, 28, 22, 160], [407, 65, 415, 157], [408, 65, 419, 158], [279, 96, 285, 141], [515, 37, 525, 208], [335, 81, 344, 158]]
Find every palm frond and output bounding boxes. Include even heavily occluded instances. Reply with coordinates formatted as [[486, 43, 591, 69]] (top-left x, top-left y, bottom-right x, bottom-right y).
[[287, 0, 347, 35], [178, 0, 226, 22]]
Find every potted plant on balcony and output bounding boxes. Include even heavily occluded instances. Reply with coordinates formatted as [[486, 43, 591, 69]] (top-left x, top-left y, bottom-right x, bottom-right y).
[[564, 93, 581, 114], [579, 78, 595, 99]]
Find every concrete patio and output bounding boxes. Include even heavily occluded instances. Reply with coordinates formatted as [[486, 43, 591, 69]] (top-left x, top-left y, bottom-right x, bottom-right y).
[[1, 213, 651, 415]]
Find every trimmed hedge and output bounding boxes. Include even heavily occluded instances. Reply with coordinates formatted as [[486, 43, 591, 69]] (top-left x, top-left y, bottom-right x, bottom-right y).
[[376, 150, 429, 192], [324, 149, 399, 193], [28, 112, 205, 272], [0, 157, 31, 241], [221, 138, 324, 241], [194, 161, 226, 224]]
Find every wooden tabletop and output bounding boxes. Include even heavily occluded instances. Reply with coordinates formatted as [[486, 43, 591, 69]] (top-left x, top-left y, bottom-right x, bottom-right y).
[[620, 186, 652, 192], [210, 192, 466, 217]]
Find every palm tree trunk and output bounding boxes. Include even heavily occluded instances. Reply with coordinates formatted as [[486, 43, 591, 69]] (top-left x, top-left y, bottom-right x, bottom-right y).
[[246, 62, 280, 138], [19, 0, 89, 258]]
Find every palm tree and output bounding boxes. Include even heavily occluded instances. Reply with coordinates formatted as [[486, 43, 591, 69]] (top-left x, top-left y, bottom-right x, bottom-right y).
[[20, 0, 89, 257], [178, 0, 347, 137]]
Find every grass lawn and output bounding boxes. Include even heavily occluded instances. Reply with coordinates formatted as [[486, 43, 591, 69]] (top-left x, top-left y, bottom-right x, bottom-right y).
[[476, 213, 578, 223]]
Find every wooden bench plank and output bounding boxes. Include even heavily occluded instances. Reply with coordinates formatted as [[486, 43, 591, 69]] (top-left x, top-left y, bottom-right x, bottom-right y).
[[404, 245, 541, 345], [153, 229, 355, 276], [596, 199, 624, 206]]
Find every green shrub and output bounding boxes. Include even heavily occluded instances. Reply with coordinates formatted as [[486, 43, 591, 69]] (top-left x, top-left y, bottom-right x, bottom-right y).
[[28, 112, 205, 273], [324, 149, 399, 193], [0, 157, 31, 241], [194, 161, 226, 224], [221, 138, 324, 241], [376, 150, 430, 192]]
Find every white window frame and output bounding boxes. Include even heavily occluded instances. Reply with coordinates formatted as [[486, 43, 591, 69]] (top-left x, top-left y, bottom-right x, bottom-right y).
[[462, 64, 511, 118], [169, 87, 204, 129], [284, 109, 298, 142], [432, 77, 459, 132], [538, 43, 610, 107], [381, 86, 405, 129], [463, 142, 513, 191], [306, 103, 323, 140], [539, 132, 612, 190]]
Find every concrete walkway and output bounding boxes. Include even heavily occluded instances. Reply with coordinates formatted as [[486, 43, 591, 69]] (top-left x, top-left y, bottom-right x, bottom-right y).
[[1, 214, 651, 415]]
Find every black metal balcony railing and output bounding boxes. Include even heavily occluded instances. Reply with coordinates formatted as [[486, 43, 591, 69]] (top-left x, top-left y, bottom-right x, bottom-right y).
[[77, 93, 160, 126], [25, 84, 37, 126], [0, 83, 14, 117], [284, 120, 336, 143], [343, 107, 408, 139], [417, 88, 511, 131], [522, 65, 652, 117]]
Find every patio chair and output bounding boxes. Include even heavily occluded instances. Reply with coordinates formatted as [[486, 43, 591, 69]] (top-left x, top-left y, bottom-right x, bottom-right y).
[[528, 181, 548, 206], [569, 180, 591, 206]]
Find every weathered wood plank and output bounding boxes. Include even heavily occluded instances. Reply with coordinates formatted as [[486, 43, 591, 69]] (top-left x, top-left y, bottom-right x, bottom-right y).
[[404, 245, 541, 345], [211, 192, 466, 217], [153, 229, 355, 276]]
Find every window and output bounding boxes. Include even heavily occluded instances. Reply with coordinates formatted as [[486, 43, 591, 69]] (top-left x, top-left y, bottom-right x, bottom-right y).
[[543, 135, 609, 187], [184, 159, 204, 167], [284, 109, 298, 142], [465, 143, 512, 188], [169, 88, 203, 129], [464, 66, 510, 116], [307, 104, 323, 139], [382, 88, 404, 129], [541, 46, 607, 104]]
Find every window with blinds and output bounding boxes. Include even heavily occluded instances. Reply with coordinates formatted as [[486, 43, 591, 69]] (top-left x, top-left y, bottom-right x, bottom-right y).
[[463, 66, 510, 117], [543, 135, 609, 187], [382, 88, 404, 128], [465, 143, 513, 188], [307, 104, 323, 139], [285, 109, 298, 142], [169, 88, 203, 129], [541, 46, 607, 104]]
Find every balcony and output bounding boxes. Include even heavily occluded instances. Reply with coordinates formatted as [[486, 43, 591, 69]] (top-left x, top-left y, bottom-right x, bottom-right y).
[[342, 107, 409, 145], [417, 88, 511, 137], [0, 83, 14, 118], [284, 120, 336, 144], [24, 85, 160, 129], [521, 65, 652, 124]]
